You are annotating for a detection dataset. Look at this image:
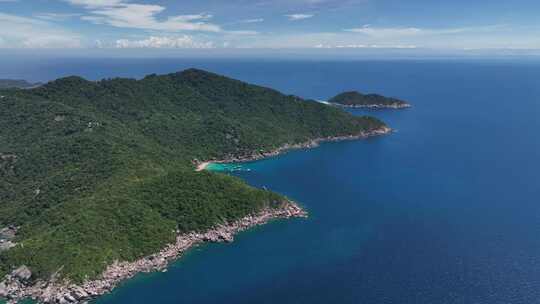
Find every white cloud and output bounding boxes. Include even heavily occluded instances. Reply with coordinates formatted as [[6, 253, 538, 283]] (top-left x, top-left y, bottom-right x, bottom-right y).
[[316, 43, 417, 49], [285, 14, 314, 21], [114, 35, 214, 48], [252, 0, 366, 10], [344, 25, 505, 38], [226, 30, 258, 35], [64, 0, 123, 8], [35, 13, 82, 21], [239, 18, 264, 23], [0, 13, 81, 48], [66, 0, 222, 32], [233, 23, 523, 50], [345, 26, 422, 37]]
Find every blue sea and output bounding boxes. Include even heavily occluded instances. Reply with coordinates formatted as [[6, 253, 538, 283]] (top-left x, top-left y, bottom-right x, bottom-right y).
[[3, 58, 540, 304]]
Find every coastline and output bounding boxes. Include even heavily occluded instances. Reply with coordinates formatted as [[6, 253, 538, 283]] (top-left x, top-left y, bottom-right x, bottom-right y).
[[2, 126, 390, 304], [1, 202, 306, 304], [195, 125, 392, 170]]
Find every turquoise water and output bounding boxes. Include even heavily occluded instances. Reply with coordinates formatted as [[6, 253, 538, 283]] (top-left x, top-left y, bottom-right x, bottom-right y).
[[3, 59, 540, 303], [205, 163, 250, 173]]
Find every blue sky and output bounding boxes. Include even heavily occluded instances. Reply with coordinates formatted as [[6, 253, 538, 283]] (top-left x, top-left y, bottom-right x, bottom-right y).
[[0, 0, 539, 52]]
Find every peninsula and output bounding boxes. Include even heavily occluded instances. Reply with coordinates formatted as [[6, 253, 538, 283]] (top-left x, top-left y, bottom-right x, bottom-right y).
[[0, 69, 390, 303], [329, 91, 411, 109]]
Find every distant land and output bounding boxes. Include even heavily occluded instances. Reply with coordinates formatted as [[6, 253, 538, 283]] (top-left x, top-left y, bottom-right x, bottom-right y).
[[329, 91, 411, 109], [0, 80, 42, 89], [0, 69, 390, 303]]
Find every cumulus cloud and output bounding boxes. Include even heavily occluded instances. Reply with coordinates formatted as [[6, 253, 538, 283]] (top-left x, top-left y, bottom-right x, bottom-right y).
[[285, 14, 314, 21], [65, 0, 222, 32], [0, 13, 81, 48], [114, 35, 214, 48]]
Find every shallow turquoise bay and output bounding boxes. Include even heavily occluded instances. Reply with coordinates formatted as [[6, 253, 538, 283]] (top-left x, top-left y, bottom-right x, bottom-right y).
[[205, 163, 250, 173]]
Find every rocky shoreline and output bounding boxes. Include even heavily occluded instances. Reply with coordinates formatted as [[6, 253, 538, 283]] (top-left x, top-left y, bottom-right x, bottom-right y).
[[332, 102, 411, 109], [195, 126, 392, 170], [0, 202, 306, 304], [2, 126, 389, 304]]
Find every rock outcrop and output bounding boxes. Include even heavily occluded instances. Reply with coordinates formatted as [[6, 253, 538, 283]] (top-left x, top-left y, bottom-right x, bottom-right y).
[[0, 226, 18, 253], [12, 267, 31, 282]]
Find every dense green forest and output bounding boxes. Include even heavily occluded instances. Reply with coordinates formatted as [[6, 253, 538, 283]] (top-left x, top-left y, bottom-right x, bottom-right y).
[[0, 69, 386, 282], [329, 91, 410, 107]]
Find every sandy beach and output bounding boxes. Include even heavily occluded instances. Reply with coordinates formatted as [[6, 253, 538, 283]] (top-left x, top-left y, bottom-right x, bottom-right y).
[[195, 162, 211, 171]]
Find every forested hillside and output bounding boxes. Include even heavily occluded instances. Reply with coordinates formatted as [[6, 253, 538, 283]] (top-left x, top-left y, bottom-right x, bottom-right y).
[[0, 69, 387, 282]]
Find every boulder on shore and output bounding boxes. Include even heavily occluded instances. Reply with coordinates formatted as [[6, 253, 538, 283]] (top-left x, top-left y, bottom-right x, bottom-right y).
[[12, 265, 32, 281], [0, 282, 7, 297]]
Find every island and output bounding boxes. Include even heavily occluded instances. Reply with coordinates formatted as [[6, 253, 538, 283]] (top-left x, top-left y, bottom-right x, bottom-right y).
[[329, 91, 411, 109], [0, 69, 391, 304], [0, 80, 42, 89]]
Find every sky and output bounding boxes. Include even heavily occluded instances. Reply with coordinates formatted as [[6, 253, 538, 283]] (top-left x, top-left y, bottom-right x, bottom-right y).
[[0, 0, 539, 53]]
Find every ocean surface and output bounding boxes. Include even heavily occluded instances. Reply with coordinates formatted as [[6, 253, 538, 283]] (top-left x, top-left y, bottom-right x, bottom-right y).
[[3, 59, 540, 304]]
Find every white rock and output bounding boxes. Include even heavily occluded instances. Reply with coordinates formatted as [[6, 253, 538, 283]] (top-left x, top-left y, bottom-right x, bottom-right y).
[[12, 265, 32, 281], [0, 282, 7, 297]]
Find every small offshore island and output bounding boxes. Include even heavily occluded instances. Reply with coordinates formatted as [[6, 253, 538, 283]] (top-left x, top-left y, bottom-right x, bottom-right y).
[[329, 91, 411, 109], [0, 69, 391, 304]]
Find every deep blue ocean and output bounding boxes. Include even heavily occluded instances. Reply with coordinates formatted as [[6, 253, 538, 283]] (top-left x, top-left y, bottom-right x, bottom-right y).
[[3, 58, 540, 304]]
